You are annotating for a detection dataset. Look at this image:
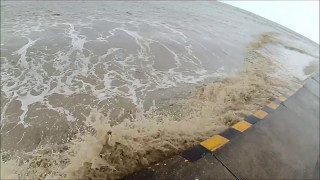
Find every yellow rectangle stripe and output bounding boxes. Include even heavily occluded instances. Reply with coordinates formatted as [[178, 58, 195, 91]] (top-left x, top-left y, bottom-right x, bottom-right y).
[[200, 135, 229, 151], [232, 121, 252, 132], [286, 91, 294, 96], [292, 84, 303, 91], [267, 102, 279, 109], [278, 96, 287, 102], [254, 110, 268, 119]]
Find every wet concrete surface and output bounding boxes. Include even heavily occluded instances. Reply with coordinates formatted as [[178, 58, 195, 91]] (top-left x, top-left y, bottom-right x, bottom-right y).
[[213, 74, 319, 179], [214, 104, 319, 179], [124, 72, 320, 179], [124, 155, 236, 180]]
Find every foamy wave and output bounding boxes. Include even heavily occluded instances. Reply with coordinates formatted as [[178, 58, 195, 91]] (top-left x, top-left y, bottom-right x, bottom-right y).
[[2, 32, 316, 179]]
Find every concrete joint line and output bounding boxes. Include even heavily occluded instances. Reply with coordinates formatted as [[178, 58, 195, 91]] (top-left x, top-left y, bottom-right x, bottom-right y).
[[213, 154, 240, 180]]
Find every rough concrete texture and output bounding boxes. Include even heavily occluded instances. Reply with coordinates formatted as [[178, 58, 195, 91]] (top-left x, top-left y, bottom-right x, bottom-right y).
[[123, 154, 236, 180]]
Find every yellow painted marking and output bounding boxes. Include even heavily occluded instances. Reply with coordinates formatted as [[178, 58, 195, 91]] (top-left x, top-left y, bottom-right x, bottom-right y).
[[254, 110, 268, 119], [267, 102, 279, 109], [292, 85, 303, 91], [232, 121, 252, 132], [185, 159, 188, 162], [278, 96, 287, 102], [200, 135, 229, 151], [286, 91, 294, 96]]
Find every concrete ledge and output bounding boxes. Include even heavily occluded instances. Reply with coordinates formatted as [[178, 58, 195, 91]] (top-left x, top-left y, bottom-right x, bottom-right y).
[[123, 72, 319, 180]]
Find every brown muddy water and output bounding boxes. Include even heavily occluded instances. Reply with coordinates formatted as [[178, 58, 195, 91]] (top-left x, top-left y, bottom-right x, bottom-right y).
[[1, 1, 319, 179]]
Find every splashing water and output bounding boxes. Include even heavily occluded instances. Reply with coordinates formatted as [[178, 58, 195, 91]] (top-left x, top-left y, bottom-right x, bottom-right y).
[[1, 1, 319, 179]]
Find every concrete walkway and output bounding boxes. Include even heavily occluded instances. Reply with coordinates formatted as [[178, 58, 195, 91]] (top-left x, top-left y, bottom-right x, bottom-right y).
[[124, 72, 319, 180]]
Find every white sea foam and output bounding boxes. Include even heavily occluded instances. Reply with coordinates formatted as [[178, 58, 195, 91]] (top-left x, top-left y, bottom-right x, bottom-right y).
[[0, 1, 319, 179]]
